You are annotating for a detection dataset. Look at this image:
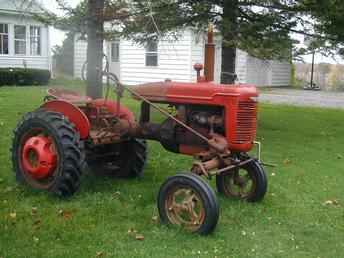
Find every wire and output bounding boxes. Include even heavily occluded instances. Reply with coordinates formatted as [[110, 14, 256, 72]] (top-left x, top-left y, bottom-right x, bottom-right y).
[[147, 1, 180, 61]]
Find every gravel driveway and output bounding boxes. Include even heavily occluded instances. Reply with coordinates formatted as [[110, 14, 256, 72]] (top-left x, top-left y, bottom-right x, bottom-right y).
[[259, 88, 344, 109]]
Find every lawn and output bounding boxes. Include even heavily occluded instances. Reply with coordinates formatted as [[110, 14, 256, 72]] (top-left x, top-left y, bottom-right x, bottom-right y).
[[1, 79, 344, 258]]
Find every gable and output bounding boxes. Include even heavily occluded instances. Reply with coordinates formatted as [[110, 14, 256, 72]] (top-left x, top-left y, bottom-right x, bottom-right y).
[[0, 0, 44, 14]]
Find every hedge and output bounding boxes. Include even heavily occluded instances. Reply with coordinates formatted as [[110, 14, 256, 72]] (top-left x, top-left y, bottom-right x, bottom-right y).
[[0, 68, 51, 86]]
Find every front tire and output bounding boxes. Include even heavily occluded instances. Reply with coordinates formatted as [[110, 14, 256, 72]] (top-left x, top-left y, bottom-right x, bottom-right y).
[[158, 173, 219, 235], [216, 158, 267, 202], [11, 109, 83, 198]]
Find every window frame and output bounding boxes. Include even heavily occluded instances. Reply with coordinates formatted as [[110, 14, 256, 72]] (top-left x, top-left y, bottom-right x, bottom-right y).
[[14, 25, 27, 56], [30, 26, 41, 56], [145, 40, 158, 67], [111, 42, 120, 63], [0, 23, 9, 55]]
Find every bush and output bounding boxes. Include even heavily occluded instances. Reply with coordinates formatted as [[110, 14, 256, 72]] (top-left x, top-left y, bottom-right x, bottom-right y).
[[0, 68, 51, 86]]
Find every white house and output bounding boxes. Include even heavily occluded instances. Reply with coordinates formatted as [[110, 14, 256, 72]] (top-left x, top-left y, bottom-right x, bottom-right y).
[[0, 0, 51, 70], [74, 30, 291, 87]]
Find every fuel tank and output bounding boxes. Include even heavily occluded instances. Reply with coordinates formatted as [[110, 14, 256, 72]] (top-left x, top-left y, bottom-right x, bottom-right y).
[[130, 81, 258, 106]]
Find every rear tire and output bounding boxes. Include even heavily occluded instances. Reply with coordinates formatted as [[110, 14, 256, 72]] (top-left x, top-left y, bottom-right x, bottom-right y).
[[158, 173, 219, 235], [11, 109, 83, 198]]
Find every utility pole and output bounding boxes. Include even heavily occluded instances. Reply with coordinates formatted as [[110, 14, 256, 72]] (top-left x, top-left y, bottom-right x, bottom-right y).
[[310, 51, 315, 89]]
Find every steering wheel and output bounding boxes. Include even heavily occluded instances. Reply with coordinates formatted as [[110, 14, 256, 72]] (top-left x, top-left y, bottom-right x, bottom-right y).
[[81, 53, 109, 82]]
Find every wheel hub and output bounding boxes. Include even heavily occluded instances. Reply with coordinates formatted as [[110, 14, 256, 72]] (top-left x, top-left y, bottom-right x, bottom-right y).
[[166, 188, 205, 230], [22, 136, 57, 179]]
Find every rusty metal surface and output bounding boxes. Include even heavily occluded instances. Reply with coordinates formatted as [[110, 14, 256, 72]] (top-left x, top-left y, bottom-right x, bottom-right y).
[[220, 165, 257, 199], [204, 25, 215, 82], [165, 186, 205, 232], [130, 82, 168, 102], [47, 88, 92, 104]]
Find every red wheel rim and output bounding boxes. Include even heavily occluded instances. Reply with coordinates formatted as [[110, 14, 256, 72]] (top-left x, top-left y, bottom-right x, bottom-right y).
[[21, 135, 57, 179]]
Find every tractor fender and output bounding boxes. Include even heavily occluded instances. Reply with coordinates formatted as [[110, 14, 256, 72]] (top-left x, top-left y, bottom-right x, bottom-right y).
[[41, 100, 90, 139]]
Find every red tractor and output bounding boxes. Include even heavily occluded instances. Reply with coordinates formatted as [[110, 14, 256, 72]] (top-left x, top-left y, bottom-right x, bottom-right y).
[[11, 28, 267, 235]]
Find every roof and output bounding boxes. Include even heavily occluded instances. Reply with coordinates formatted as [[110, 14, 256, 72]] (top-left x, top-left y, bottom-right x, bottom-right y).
[[0, 0, 45, 14]]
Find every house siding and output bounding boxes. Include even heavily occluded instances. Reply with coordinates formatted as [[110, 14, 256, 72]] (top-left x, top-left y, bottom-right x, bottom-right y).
[[270, 61, 291, 86], [243, 56, 291, 87], [120, 30, 192, 85], [74, 29, 291, 87], [0, 13, 50, 70], [245, 56, 271, 86], [235, 49, 248, 84], [190, 33, 204, 82], [73, 37, 87, 78]]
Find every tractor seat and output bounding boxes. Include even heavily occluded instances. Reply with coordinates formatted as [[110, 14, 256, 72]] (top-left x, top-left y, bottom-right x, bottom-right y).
[[47, 88, 93, 104]]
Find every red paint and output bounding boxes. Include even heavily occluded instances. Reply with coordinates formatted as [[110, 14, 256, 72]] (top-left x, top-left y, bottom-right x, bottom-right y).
[[133, 81, 258, 152], [41, 100, 91, 139], [22, 136, 57, 179]]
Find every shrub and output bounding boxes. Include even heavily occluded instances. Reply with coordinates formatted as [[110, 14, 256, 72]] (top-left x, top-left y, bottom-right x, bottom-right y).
[[0, 68, 51, 86]]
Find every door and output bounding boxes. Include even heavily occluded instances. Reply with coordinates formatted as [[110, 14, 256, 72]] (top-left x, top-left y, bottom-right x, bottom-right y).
[[108, 41, 120, 79]]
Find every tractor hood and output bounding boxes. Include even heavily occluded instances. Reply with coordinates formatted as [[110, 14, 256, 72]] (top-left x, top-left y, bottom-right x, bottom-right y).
[[130, 81, 258, 105]]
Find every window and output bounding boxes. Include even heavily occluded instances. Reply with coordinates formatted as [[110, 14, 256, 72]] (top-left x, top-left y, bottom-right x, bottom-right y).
[[0, 24, 9, 55], [15, 25, 26, 55], [111, 42, 119, 62], [145, 40, 158, 66], [30, 26, 41, 55]]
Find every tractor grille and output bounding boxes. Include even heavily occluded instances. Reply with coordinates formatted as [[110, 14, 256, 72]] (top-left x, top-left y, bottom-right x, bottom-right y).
[[234, 100, 257, 143]]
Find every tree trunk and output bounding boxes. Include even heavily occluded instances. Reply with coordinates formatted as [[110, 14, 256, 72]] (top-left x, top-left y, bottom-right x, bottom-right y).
[[221, 0, 238, 84], [86, 0, 105, 98]]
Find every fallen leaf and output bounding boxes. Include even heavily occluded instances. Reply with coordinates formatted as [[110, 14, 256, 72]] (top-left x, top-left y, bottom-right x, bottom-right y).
[[283, 159, 291, 165], [127, 228, 137, 234], [58, 209, 73, 220], [135, 234, 144, 241], [96, 251, 104, 257], [112, 191, 121, 199], [31, 207, 38, 216], [151, 216, 158, 222], [33, 219, 42, 226], [9, 212, 16, 219], [33, 236, 39, 243], [323, 199, 340, 206]]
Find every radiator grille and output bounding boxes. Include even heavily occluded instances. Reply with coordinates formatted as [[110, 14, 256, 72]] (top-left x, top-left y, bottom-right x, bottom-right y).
[[234, 100, 257, 143]]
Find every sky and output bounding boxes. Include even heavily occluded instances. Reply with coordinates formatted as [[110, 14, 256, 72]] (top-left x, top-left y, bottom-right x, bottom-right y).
[[42, 0, 343, 65], [40, 0, 80, 48]]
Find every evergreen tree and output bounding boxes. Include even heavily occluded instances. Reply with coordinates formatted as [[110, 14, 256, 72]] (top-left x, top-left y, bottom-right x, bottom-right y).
[[36, 0, 344, 96]]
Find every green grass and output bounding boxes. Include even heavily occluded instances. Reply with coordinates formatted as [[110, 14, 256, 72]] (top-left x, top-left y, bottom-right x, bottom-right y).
[[1, 79, 344, 258]]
